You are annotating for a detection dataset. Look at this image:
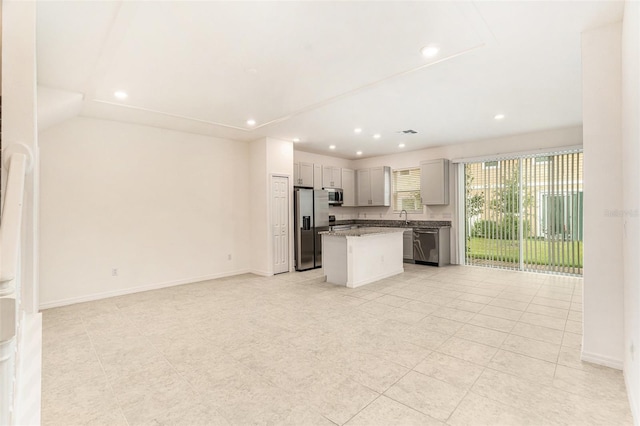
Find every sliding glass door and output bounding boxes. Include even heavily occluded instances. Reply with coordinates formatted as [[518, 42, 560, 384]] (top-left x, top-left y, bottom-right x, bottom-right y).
[[464, 151, 583, 275]]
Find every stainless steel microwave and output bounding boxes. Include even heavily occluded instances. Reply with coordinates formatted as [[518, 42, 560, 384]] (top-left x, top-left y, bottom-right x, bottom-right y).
[[325, 188, 343, 206]]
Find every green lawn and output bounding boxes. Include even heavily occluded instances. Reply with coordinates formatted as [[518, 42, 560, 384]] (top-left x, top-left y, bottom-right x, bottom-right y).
[[467, 237, 583, 268]]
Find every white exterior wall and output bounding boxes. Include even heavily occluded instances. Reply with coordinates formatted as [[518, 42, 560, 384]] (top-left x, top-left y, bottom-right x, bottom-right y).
[[581, 22, 625, 369]]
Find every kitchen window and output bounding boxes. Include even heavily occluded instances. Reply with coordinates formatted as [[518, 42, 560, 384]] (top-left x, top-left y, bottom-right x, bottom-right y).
[[392, 168, 421, 212]]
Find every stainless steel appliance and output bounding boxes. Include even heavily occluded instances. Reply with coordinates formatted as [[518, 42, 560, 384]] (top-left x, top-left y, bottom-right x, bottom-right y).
[[403, 229, 414, 263], [325, 188, 343, 206], [294, 188, 329, 271], [413, 227, 451, 266]]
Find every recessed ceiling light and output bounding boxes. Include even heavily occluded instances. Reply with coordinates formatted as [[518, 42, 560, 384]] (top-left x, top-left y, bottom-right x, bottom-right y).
[[114, 90, 128, 100], [356, 151, 363, 156], [246, 119, 256, 126], [373, 134, 381, 139], [293, 138, 300, 143], [329, 145, 336, 150], [421, 44, 440, 58], [494, 114, 505, 120], [354, 128, 362, 134], [398, 143, 406, 148]]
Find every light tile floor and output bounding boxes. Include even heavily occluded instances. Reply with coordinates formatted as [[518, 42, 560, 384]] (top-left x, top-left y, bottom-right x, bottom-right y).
[[41, 265, 633, 425]]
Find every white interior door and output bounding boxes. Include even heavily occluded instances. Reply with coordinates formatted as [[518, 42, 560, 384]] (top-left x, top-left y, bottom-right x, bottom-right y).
[[272, 176, 289, 274]]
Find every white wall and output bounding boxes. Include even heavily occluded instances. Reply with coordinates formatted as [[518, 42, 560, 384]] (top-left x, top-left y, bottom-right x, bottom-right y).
[[294, 151, 354, 169], [39, 117, 251, 307], [622, 0, 640, 421], [581, 22, 625, 369], [2, 1, 42, 424], [2, 0, 40, 314], [249, 139, 269, 275], [250, 137, 294, 275]]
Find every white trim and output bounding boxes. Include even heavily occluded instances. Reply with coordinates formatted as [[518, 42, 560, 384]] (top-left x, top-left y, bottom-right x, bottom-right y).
[[624, 372, 640, 426], [348, 268, 404, 288], [581, 350, 624, 370], [451, 144, 583, 164], [39, 269, 252, 310], [270, 174, 290, 275], [454, 163, 466, 265], [250, 269, 273, 277], [13, 311, 42, 426]]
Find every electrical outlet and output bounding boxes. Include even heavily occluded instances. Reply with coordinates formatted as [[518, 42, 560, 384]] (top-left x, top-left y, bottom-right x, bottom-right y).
[[227, 254, 232, 261], [111, 268, 118, 277]]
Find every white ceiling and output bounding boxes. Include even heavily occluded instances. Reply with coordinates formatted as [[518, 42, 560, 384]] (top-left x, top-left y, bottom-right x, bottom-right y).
[[36, 1, 624, 159]]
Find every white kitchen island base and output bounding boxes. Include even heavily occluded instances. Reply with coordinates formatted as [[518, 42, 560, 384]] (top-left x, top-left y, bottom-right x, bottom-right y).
[[321, 227, 404, 288]]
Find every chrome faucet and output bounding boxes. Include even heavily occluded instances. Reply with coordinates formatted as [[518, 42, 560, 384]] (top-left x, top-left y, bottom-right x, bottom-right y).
[[400, 209, 408, 225]]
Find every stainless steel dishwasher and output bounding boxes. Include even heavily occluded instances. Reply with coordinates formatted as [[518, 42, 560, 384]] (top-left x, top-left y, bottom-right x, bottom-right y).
[[413, 227, 450, 266]]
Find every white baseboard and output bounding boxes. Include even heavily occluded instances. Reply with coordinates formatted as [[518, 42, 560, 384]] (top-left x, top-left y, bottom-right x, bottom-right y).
[[581, 350, 624, 370], [250, 269, 274, 277], [349, 268, 404, 288], [39, 269, 252, 310]]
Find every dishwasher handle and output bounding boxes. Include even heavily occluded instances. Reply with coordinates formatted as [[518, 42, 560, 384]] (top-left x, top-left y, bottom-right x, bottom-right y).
[[414, 229, 438, 234]]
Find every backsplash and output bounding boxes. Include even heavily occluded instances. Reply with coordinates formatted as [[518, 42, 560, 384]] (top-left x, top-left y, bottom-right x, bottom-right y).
[[334, 219, 451, 228], [328, 205, 453, 222]]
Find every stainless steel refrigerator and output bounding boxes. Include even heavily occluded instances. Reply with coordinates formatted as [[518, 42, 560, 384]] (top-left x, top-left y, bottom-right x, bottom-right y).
[[294, 189, 329, 271]]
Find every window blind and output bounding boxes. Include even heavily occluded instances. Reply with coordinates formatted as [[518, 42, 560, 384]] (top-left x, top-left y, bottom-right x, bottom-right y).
[[464, 152, 583, 276], [393, 168, 421, 212]]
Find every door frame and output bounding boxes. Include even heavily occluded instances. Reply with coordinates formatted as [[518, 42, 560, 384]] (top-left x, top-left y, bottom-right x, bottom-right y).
[[270, 174, 292, 274]]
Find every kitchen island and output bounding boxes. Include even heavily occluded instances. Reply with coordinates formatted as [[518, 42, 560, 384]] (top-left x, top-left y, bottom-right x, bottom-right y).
[[320, 227, 405, 288]]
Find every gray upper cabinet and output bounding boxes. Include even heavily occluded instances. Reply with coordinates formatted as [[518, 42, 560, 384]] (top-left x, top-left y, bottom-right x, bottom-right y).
[[420, 159, 450, 205], [356, 166, 391, 206], [341, 168, 356, 207], [322, 166, 342, 188], [294, 161, 314, 187], [356, 169, 371, 206], [313, 164, 323, 190]]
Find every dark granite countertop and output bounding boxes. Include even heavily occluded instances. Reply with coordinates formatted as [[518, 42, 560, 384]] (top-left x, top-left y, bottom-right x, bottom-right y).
[[333, 219, 451, 228]]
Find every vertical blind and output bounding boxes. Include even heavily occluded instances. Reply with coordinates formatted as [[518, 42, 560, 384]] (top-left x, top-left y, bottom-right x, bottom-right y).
[[464, 151, 583, 275], [392, 168, 421, 211]]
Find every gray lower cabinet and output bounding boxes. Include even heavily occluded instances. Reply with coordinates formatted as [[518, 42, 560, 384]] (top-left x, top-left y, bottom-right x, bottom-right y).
[[403, 229, 414, 262]]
